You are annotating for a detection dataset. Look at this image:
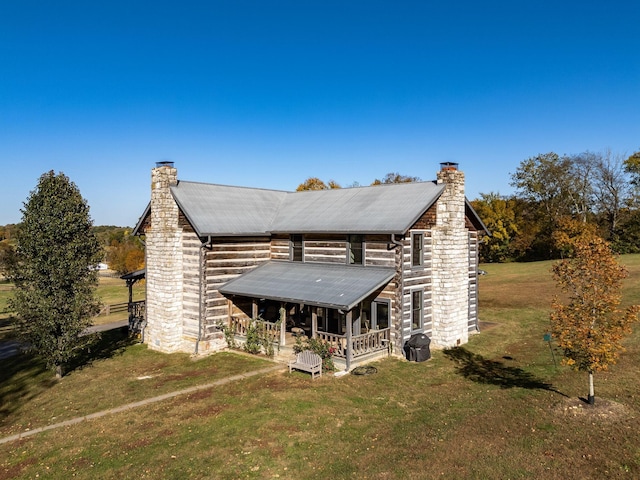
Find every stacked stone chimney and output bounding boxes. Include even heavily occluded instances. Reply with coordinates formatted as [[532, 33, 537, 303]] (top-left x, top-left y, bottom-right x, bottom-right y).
[[144, 162, 184, 352], [431, 162, 469, 347]]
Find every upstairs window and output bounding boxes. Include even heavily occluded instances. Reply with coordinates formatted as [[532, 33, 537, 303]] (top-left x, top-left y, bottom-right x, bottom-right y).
[[412, 232, 424, 267], [290, 235, 303, 262], [348, 235, 364, 265]]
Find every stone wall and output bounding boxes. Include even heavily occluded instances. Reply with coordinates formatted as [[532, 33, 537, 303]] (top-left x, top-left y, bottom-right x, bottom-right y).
[[430, 167, 470, 347]]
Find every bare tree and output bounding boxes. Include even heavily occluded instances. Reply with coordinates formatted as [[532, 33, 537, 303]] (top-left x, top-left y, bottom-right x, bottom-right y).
[[589, 150, 634, 240]]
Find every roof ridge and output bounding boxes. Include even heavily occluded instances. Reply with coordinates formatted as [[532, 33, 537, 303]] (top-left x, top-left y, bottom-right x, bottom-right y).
[[177, 179, 291, 194]]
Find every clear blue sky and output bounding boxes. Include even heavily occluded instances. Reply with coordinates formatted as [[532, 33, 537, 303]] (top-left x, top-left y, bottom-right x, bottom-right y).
[[1, 1, 638, 226]]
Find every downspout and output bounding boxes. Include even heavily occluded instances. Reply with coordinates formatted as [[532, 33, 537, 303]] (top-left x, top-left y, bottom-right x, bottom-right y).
[[389, 233, 404, 250], [195, 235, 212, 355]]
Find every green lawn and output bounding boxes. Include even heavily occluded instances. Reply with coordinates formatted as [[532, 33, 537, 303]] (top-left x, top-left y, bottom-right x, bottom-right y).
[[1, 257, 640, 479]]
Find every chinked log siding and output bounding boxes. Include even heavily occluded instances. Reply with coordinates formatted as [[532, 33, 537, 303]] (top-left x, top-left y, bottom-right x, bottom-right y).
[[400, 231, 433, 340], [468, 231, 479, 332], [270, 236, 290, 261], [203, 237, 271, 328], [305, 239, 348, 264]]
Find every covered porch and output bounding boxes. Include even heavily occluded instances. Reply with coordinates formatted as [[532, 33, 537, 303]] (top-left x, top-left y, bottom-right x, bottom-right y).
[[120, 268, 146, 334], [219, 261, 396, 370]]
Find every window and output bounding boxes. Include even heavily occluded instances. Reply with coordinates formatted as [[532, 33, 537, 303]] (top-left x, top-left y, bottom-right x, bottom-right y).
[[361, 298, 391, 332], [290, 235, 303, 262], [412, 232, 423, 267], [375, 300, 390, 330], [411, 290, 423, 331], [348, 235, 364, 265]]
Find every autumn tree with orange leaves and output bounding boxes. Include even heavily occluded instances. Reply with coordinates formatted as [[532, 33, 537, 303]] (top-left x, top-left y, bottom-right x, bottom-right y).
[[550, 219, 639, 404]]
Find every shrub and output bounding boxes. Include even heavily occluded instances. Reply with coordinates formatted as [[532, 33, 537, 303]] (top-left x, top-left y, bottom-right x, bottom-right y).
[[293, 336, 336, 372]]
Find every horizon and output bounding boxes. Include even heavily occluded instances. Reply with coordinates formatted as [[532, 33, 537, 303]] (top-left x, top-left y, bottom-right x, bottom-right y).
[[1, 1, 638, 226]]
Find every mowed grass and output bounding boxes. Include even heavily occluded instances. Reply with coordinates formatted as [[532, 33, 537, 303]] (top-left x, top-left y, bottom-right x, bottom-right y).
[[1, 257, 640, 479]]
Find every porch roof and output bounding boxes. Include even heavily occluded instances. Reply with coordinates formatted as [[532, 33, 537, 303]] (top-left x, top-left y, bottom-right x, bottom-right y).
[[219, 261, 395, 311]]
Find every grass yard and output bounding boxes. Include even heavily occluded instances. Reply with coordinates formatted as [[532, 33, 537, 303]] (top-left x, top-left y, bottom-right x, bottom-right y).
[[1, 257, 640, 479]]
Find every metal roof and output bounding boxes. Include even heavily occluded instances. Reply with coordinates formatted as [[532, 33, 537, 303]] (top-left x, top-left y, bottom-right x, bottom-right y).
[[120, 268, 146, 281], [270, 181, 445, 234], [169, 180, 445, 237], [171, 181, 288, 236], [218, 261, 396, 310]]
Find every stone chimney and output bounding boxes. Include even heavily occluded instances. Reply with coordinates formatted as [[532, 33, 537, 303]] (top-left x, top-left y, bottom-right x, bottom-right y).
[[144, 161, 184, 352], [431, 162, 469, 347]]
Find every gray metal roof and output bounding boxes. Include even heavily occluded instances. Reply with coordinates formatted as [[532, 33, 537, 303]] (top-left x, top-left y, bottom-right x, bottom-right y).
[[171, 181, 288, 236], [270, 181, 444, 234], [170, 180, 444, 237], [218, 261, 396, 310]]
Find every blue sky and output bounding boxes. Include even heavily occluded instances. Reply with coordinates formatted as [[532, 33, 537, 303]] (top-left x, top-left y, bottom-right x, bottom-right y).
[[1, 1, 638, 226]]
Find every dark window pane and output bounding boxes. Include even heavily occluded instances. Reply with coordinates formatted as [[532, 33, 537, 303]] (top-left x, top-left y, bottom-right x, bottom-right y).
[[412, 290, 423, 331], [349, 235, 363, 265], [376, 301, 389, 329], [291, 235, 303, 261], [412, 233, 423, 267]]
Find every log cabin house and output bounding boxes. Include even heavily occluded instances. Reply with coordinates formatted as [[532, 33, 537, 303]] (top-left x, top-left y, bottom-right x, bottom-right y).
[[133, 162, 488, 369]]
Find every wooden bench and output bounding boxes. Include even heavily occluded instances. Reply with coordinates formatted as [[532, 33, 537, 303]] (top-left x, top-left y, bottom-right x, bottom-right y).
[[288, 350, 322, 379]]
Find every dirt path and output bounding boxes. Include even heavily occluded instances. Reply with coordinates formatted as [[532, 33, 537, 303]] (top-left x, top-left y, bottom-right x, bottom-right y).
[[0, 364, 284, 445]]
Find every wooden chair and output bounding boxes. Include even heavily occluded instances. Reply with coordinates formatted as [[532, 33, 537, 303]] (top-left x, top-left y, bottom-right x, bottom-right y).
[[288, 350, 322, 379]]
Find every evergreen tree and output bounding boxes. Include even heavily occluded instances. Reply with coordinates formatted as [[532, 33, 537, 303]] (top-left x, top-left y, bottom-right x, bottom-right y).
[[8, 171, 103, 378]]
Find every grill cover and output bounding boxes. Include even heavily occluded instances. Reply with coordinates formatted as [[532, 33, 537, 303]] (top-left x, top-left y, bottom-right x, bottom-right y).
[[404, 333, 431, 362]]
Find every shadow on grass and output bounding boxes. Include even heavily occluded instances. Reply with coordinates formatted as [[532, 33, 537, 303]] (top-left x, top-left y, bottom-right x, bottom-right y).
[[0, 352, 54, 421], [67, 326, 138, 372], [443, 347, 567, 396], [0, 317, 16, 338], [0, 327, 137, 421]]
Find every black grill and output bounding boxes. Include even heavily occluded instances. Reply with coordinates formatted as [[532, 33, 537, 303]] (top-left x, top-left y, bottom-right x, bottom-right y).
[[403, 333, 431, 362]]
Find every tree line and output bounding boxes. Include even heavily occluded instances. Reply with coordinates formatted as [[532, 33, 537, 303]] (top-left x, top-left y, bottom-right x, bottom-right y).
[[472, 149, 640, 262], [1, 223, 143, 278]]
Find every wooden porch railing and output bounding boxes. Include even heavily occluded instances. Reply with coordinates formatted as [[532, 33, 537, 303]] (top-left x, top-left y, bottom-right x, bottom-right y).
[[316, 328, 390, 359], [230, 316, 281, 343], [129, 300, 145, 319], [128, 300, 146, 332]]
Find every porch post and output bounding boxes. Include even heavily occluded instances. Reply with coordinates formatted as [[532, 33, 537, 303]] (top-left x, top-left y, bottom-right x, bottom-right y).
[[126, 280, 134, 326], [311, 307, 317, 339], [127, 280, 133, 304], [279, 303, 286, 346], [252, 299, 258, 319], [346, 310, 353, 371]]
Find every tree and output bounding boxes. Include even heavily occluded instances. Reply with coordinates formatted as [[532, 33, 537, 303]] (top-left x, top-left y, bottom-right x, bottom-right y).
[[371, 172, 421, 185], [106, 232, 145, 275], [623, 150, 640, 186], [471, 193, 519, 262], [7, 171, 103, 378], [511, 152, 593, 223], [585, 150, 634, 246], [296, 177, 341, 191], [550, 219, 639, 404]]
